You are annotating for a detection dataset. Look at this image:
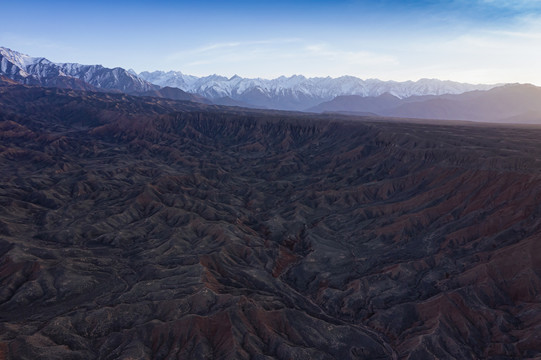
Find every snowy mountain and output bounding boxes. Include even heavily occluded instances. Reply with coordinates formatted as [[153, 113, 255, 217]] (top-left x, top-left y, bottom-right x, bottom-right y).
[[0, 47, 206, 102], [1, 47, 154, 93], [138, 71, 498, 111], [1, 47, 157, 93]]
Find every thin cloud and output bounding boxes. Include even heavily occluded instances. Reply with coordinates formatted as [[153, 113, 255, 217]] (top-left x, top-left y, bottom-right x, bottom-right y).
[[166, 38, 302, 62], [482, 13, 541, 39], [481, 0, 541, 9], [163, 39, 399, 78], [0, 33, 74, 53], [485, 29, 541, 39], [410, 25, 541, 84]]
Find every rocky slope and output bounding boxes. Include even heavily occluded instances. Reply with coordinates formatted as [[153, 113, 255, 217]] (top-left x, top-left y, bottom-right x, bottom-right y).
[[1, 83, 541, 359]]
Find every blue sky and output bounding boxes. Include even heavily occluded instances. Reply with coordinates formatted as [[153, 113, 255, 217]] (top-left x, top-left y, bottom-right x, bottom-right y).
[[2, 0, 541, 84]]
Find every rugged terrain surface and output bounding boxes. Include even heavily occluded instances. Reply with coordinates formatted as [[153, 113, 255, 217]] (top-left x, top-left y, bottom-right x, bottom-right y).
[[1, 83, 541, 359]]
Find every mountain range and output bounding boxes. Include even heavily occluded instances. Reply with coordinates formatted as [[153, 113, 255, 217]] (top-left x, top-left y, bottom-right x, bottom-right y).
[[2, 46, 541, 123], [137, 70, 497, 111]]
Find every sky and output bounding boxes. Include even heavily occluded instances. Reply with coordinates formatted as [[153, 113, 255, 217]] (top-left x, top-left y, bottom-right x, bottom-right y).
[[2, 0, 541, 85]]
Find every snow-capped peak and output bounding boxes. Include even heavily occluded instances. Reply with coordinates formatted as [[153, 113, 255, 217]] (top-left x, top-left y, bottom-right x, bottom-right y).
[[137, 70, 498, 110], [0, 46, 157, 93], [0, 47, 43, 69]]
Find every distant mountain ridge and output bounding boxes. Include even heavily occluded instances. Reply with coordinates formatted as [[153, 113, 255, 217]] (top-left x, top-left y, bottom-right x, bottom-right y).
[[138, 70, 497, 110], [312, 84, 541, 123]]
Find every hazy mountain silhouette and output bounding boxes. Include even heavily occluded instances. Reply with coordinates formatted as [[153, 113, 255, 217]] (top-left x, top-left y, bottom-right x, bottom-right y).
[[309, 92, 403, 113], [313, 84, 541, 123]]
